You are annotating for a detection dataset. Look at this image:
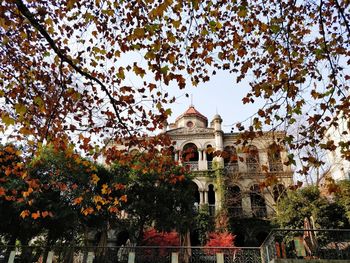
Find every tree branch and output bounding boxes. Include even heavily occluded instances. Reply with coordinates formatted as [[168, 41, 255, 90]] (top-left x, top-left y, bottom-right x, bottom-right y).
[[15, 0, 132, 136]]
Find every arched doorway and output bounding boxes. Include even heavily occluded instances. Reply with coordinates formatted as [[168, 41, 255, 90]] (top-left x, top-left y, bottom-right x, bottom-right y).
[[273, 184, 286, 202], [191, 181, 200, 210], [208, 184, 215, 216], [226, 185, 243, 218], [250, 185, 267, 218], [182, 143, 199, 170]]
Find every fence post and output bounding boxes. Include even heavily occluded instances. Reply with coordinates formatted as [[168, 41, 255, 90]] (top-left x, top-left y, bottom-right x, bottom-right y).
[[128, 252, 135, 263], [87, 252, 94, 263], [46, 251, 54, 263], [216, 252, 224, 263], [7, 251, 16, 263], [171, 252, 179, 263]]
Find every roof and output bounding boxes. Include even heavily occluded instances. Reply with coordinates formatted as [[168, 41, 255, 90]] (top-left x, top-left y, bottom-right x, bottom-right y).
[[175, 106, 208, 123]]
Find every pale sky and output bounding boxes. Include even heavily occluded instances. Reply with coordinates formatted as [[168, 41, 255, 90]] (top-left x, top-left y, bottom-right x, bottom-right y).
[[166, 70, 264, 133]]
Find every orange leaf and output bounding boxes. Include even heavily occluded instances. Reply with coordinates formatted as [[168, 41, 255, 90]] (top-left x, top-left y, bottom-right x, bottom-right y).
[[120, 195, 127, 203], [73, 196, 83, 205], [42, 211, 50, 218], [0, 187, 5, 196], [31, 211, 41, 219]]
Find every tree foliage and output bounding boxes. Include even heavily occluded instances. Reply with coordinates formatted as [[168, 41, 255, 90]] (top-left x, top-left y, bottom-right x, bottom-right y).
[[0, 0, 348, 176], [0, 143, 194, 249], [275, 186, 349, 229]]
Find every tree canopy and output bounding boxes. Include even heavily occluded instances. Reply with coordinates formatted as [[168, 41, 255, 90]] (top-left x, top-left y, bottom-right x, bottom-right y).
[[1, 0, 349, 159], [275, 185, 350, 229]]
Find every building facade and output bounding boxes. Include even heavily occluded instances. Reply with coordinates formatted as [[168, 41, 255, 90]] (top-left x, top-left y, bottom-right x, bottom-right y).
[[164, 106, 293, 245]]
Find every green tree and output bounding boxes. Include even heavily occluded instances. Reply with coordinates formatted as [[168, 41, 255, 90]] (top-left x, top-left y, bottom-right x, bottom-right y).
[[335, 180, 350, 224], [113, 150, 195, 245], [275, 186, 349, 229]]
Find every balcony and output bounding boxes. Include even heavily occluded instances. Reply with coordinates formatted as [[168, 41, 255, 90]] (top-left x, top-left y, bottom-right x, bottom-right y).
[[224, 163, 239, 173], [227, 206, 244, 218], [208, 204, 215, 216], [183, 161, 199, 171], [246, 162, 260, 173], [251, 206, 267, 218], [269, 162, 284, 172]]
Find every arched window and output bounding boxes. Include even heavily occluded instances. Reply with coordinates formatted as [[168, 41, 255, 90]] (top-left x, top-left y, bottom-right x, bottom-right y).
[[250, 185, 267, 218], [268, 143, 283, 172], [246, 145, 260, 172], [182, 143, 198, 161], [182, 143, 199, 170], [227, 185, 243, 217], [206, 144, 214, 170], [168, 146, 176, 160], [208, 184, 216, 216], [273, 184, 286, 202], [223, 146, 239, 173], [191, 182, 200, 211]]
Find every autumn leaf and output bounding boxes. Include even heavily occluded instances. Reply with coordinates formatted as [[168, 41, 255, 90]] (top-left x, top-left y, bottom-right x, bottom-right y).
[[20, 210, 30, 219], [31, 211, 41, 219], [73, 196, 83, 205]]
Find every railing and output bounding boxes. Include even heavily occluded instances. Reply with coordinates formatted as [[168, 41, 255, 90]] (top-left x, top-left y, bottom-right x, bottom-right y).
[[183, 161, 199, 171], [227, 206, 244, 218], [193, 204, 216, 217], [208, 204, 216, 216], [0, 245, 261, 263], [224, 163, 239, 173], [247, 162, 260, 173], [269, 162, 284, 172], [207, 161, 213, 170], [251, 206, 267, 218], [260, 229, 350, 263]]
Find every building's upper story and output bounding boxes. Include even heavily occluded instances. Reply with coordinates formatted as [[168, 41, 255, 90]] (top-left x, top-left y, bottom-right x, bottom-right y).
[[163, 105, 293, 179]]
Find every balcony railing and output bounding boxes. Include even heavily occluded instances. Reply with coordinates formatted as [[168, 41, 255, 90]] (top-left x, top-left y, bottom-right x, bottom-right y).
[[207, 161, 213, 170], [227, 206, 244, 218], [251, 206, 267, 218], [183, 161, 199, 171], [246, 162, 260, 173], [269, 162, 284, 172], [224, 163, 239, 173], [208, 204, 216, 216]]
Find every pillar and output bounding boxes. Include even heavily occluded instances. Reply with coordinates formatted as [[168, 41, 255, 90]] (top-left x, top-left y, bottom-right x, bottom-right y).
[[242, 195, 252, 217], [204, 190, 208, 204], [199, 190, 204, 204]]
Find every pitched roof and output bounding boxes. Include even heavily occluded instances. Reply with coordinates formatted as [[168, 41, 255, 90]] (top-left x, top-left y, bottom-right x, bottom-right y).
[[175, 106, 208, 123]]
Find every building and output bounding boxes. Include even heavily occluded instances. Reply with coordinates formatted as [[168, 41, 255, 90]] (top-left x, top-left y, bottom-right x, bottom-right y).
[[164, 105, 293, 246], [325, 114, 350, 181]]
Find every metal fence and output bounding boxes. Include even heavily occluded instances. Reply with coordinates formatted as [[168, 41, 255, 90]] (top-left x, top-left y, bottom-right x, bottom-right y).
[[0, 246, 261, 263], [260, 229, 350, 263], [2, 229, 350, 263]]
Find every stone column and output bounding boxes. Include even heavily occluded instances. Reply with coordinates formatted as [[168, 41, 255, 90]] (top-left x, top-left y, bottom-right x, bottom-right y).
[[174, 151, 179, 162], [242, 195, 252, 217], [203, 151, 207, 161], [198, 149, 203, 161], [204, 190, 208, 204], [199, 190, 204, 204]]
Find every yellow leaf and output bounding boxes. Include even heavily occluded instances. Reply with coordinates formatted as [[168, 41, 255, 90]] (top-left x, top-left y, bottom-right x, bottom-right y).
[[20, 210, 30, 219], [91, 174, 100, 184]]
